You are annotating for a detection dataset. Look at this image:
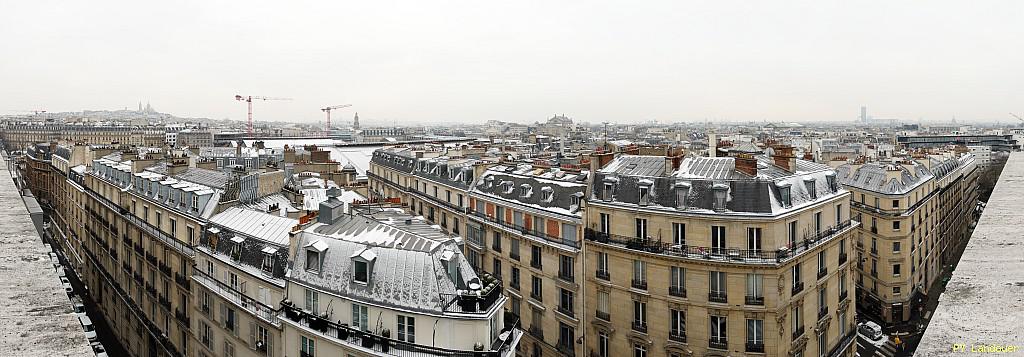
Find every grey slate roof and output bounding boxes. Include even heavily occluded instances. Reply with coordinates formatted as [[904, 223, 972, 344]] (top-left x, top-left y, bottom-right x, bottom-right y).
[[594, 155, 841, 215], [472, 164, 587, 219], [147, 164, 231, 189], [289, 213, 478, 315], [208, 207, 298, 246], [834, 162, 932, 195]]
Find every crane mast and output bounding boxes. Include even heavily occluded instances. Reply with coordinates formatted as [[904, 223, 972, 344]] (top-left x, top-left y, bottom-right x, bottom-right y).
[[235, 95, 291, 135]]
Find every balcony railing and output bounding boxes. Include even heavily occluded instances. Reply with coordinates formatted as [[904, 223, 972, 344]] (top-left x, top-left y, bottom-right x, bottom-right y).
[[631, 279, 647, 290], [281, 304, 519, 357], [792, 326, 805, 340], [745, 295, 764, 306], [584, 220, 855, 265], [596, 270, 610, 280], [82, 186, 194, 257], [817, 268, 828, 280], [632, 321, 647, 333], [556, 306, 574, 318], [438, 272, 504, 314], [193, 271, 279, 325], [469, 210, 580, 249], [596, 311, 610, 321], [709, 338, 727, 350], [839, 290, 848, 302], [818, 307, 828, 320], [669, 331, 686, 343], [557, 272, 574, 283], [792, 281, 804, 295], [708, 292, 727, 303], [746, 342, 765, 353], [669, 286, 687, 298]]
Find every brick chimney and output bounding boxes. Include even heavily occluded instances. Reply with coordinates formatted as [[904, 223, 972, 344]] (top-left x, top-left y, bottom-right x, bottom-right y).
[[772, 145, 797, 172], [735, 154, 758, 176]]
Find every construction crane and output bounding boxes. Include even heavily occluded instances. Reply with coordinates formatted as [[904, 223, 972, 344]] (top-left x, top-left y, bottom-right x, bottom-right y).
[[321, 104, 352, 129], [1010, 112, 1024, 124], [234, 95, 291, 135]]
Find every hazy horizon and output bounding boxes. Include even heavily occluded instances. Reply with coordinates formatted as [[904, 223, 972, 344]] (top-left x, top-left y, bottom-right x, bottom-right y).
[[2, 1, 1022, 124]]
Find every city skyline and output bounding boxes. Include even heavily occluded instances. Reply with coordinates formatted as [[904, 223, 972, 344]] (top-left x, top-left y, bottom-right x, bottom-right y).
[[2, 1, 1023, 124]]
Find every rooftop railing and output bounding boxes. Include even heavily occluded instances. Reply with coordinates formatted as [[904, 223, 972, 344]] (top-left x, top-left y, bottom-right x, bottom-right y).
[[584, 220, 855, 265], [469, 209, 580, 249]]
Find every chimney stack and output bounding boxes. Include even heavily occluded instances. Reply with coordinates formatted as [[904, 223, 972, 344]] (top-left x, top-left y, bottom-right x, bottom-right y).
[[708, 132, 717, 158], [735, 154, 758, 176], [772, 144, 797, 172]]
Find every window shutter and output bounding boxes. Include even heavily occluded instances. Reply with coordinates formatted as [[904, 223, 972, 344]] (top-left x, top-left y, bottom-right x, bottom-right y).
[[267, 333, 274, 357], [220, 303, 227, 327], [248, 321, 256, 348]]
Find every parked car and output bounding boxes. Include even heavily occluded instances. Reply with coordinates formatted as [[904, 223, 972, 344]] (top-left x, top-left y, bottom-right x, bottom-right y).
[[858, 321, 883, 340], [71, 296, 87, 318], [90, 341, 107, 357], [79, 315, 97, 342], [61, 277, 73, 294]]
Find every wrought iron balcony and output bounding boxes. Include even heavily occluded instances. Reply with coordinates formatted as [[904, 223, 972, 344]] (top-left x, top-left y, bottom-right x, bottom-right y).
[[792, 326, 805, 340], [745, 295, 764, 306], [596, 311, 610, 321], [792, 281, 804, 295], [709, 338, 728, 350], [631, 279, 647, 290], [596, 270, 610, 280], [632, 321, 648, 333], [708, 292, 728, 304], [817, 268, 828, 280], [746, 342, 765, 353], [669, 286, 687, 298], [669, 331, 686, 343]]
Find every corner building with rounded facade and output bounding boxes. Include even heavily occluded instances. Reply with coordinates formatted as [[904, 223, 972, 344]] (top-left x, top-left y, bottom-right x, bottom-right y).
[[584, 151, 858, 357]]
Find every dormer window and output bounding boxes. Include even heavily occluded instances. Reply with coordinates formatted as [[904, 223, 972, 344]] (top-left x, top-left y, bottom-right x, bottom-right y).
[[354, 260, 368, 283], [638, 179, 653, 206], [305, 240, 329, 273], [602, 176, 618, 201], [826, 173, 838, 192], [503, 181, 514, 194], [570, 193, 582, 208], [351, 248, 377, 284], [778, 182, 792, 207], [519, 184, 532, 198], [712, 183, 729, 211], [229, 236, 244, 260], [191, 195, 199, 211], [261, 247, 277, 274], [439, 249, 461, 287], [540, 187, 553, 202], [805, 178, 817, 200], [674, 181, 691, 209]]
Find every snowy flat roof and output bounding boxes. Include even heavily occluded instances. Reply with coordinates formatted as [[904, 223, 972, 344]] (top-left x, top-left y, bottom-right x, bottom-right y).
[[916, 152, 1024, 354]]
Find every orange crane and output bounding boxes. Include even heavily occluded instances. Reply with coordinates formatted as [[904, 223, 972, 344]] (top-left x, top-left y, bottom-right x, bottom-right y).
[[235, 95, 291, 135], [321, 104, 352, 130]]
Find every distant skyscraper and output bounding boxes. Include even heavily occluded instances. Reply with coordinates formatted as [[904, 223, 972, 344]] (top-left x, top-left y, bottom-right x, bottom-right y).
[[860, 106, 868, 122], [353, 112, 360, 129]]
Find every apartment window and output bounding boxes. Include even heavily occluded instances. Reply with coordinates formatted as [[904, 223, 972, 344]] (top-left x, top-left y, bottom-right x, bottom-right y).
[[559, 255, 574, 281], [747, 227, 761, 251], [510, 267, 520, 289], [599, 213, 610, 233], [893, 286, 902, 296], [746, 273, 763, 303], [806, 179, 817, 199], [225, 307, 237, 333], [558, 288, 574, 316], [352, 303, 368, 331], [710, 315, 728, 346], [792, 305, 803, 334], [511, 296, 521, 317], [224, 341, 235, 357], [531, 276, 542, 301], [230, 272, 239, 290], [792, 263, 803, 289], [597, 252, 609, 275], [492, 259, 502, 278], [747, 318, 764, 348], [458, 194, 464, 207], [874, 197, 880, 208], [839, 271, 847, 297], [818, 288, 827, 315], [839, 310, 848, 336], [670, 267, 685, 295], [711, 225, 725, 254], [533, 216, 545, 234], [191, 195, 199, 210], [300, 335, 315, 357], [597, 291, 609, 319], [814, 211, 822, 235], [836, 204, 843, 225], [780, 185, 792, 207], [531, 245, 542, 268], [818, 331, 828, 357], [892, 199, 899, 208], [510, 238, 520, 260], [817, 251, 827, 274], [492, 232, 501, 251], [893, 220, 901, 230], [788, 220, 798, 247], [397, 315, 415, 343], [633, 344, 647, 357], [893, 242, 901, 253], [304, 289, 318, 313], [710, 271, 727, 302], [598, 332, 609, 357], [558, 323, 575, 353], [672, 222, 685, 246], [156, 211, 162, 228], [633, 300, 647, 330], [632, 259, 646, 289], [635, 218, 648, 239], [893, 264, 902, 277], [670, 309, 686, 337], [169, 218, 177, 237]]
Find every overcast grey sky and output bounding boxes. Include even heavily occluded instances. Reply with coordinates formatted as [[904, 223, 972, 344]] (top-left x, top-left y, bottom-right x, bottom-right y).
[[2, 1, 1021, 124]]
